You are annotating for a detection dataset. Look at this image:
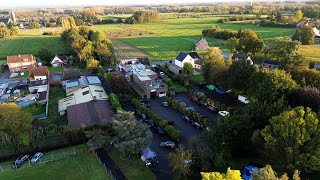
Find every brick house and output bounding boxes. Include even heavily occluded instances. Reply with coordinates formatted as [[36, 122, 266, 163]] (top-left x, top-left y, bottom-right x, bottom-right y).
[[261, 60, 280, 71], [195, 37, 209, 51], [51, 55, 68, 67], [7, 54, 36, 72]]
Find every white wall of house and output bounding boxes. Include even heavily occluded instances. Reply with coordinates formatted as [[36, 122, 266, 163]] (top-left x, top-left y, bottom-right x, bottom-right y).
[[34, 76, 47, 80], [29, 85, 48, 93], [175, 55, 195, 68]]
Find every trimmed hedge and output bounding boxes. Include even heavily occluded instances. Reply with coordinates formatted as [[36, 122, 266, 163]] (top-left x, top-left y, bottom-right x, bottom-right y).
[[109, 93, 122, 112], [131, 98, 182, 141]]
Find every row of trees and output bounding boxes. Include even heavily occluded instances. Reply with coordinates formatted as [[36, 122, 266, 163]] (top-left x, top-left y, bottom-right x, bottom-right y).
[[61, 26, 114, 66], [202, 25, 238, 40], [127, 10, 160, 24], [0, 22, 19, 38], [198, 29, 320, 176]]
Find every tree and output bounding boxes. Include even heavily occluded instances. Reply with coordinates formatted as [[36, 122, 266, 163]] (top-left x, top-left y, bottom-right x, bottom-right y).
[[183, 62, 194, 75], [29, 21, 40, 29], [86, 58, 100, 72], [85, 124, 113, 148], [252, 165, 300, 180], [131, 10, 160, 24], [61, 17, 71, 30], [112, 111, 152, 158], [189, 138, 213, 171], [236, 29, 263, 55], [294, 10, 303, 21], [201, 168, 242, 180], [105, 72, 130, 95], [290, 86, 320, 112], [263, 37, 301, 61], [0, 23, 10, 38], [78, 41, 93, 61], [0, 103, 32, 151], [291, 68, 320, 89], [10, 26, 20, 36], [252, 107, 320, 172], [168, 146, 193, 177], [69, 16, 77, 29], [226, 37, 238, 53], [202, 47, 228, 87], [78, 26, 91, 40], [117, 18, 123, 23], [248, 69, 298, 103], [292, 26, 315, 45], [38, 48, 53, 65], [226, 60, 257, 93]]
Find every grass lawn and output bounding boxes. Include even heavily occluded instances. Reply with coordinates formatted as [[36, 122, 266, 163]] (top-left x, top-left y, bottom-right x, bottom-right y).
[[191, 75, 205, 84], [48, 67, 64, 73], [108, 150, 155, 180], [0, 36, 70, 59], [300, 45, 320, 63], [22, 104, 46, 116], [0, 144, 111, 180], [0, 60, 6, 66], [33, 85, 67, 128]]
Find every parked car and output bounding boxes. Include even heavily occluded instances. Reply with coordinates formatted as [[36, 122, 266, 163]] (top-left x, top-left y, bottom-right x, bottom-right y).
[[160, 141, 176, 149], [186, 107, 196, 112], [197, 92, 205, 96], [207, 106, 217, 112], [198, 101, 206, 107], [144, 103, 151, 109], [31, 152, 43, 163], [174, 99, 183, 103], [140, 113, 147, 119], [196, 113, 206, 118], [179, 102, 187, 107], [183, 116, 193, 122], [159, 72, 165, 76], [218, 111, 230, 117], [190, 96, 199, 103], [12, 155, 29, 169], [184, 159, 193, 167], [191, 121, 203, 129], [145, 119, 155, 127], [238, 95, 249, 104], [156, 127, 165, 135], [140, 147, 158, 167], [161, 101, 169, 107]]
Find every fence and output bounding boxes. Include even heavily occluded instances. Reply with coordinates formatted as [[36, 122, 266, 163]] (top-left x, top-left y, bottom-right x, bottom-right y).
[[0, 147, 76, 173]]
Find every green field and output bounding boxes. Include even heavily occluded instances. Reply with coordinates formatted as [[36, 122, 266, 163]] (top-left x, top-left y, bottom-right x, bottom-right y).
[[0, 36, 70, 59], [0, 145, 111, 180]]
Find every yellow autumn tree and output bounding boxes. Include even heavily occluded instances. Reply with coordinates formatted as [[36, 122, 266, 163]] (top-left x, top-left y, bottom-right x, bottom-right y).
[[201, 167, 242, 180]]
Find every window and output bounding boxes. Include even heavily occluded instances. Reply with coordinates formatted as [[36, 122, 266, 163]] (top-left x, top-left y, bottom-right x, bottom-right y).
[[94, 90, 103, 92], [82, 90, 90, 96]]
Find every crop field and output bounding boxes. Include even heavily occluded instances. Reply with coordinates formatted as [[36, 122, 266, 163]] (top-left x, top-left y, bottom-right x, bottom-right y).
[[112, 39, 151, 60], [0, 36, 70, 59]]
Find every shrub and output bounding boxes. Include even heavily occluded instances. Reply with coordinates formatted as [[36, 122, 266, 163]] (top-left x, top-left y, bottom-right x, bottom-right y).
[[164, 125, 182, 140], [109, 93, 122, 112], [159, 120, 168, 128]]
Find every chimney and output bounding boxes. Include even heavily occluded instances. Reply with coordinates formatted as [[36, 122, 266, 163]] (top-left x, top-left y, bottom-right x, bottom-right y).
[[18, 54, 20, 57]]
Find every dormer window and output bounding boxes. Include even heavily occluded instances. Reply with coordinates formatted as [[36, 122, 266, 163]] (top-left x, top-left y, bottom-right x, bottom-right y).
[[23, 58, 28, 62]]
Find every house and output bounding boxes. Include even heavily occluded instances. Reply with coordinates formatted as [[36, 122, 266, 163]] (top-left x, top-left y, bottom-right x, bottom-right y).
[[194, 60, 201, 69], [58, 85, 108, 115], [188, 52, 200, 60], [315, 36, 320, 43], [28, 79, 48, 94], [7, 54, 36, 72], [63, 75, 101, 94], [314, 62, 320, 71], [232, 53, 253, 65], [0, 12, 16, 25], [28, 66, 49, 81], [51, 55, 68, 67], [261, 60, 280, 71], [62, 70, 83, 81], [174, 52, 194, 68], [195, 37, 209, 51], [125, 64, 168, 99]]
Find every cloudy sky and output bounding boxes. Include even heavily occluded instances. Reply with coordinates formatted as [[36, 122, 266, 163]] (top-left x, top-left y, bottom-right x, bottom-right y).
[[1, 0, 255, 8]]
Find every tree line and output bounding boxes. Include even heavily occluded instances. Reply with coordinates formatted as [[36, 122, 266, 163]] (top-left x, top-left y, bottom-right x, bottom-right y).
[[126, 10, 160, 24], [61, 26, 114, 67], [0, 22, 19, 38]]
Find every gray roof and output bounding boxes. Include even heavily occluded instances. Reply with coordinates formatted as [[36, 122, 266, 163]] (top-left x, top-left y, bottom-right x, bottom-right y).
[[175, 52, 188, 62], [86, 76, 101, 85], [262, 60, 280, 65]]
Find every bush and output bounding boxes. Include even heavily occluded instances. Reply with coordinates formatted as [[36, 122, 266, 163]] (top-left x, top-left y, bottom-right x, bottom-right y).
[[164, 125, 182, 140], [109, 93, 122, 112], [159, 120, 168, 128]]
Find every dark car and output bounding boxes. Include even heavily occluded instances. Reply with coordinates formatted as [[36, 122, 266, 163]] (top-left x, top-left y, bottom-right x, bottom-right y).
[[207, 106, 217, 112], [156, 127, 165, 135], [198, 101, 207, 107], [196, 113, 206, 118], [12, 154, 29, 169], [191, 121, 204, 129], [160, 141, 176, 149], [145, 119, 155, 127], [183, 116, 193, 122]]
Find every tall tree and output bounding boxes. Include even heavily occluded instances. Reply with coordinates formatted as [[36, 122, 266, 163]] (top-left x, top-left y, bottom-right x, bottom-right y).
[[294, 10, 303, 21], [85, 124, 113, 148], [263, 37, 301, 61], [248, 69, 298, 103], [290, 86, 320, 112], [38, 48, 53, 65], [292, 26, 315, 45], [201, 168, 242, 180], [69, 16, 77, 29], [182, 62, 194, 75], [252, 165, 300, 180], [168, 146, 193, 177], [252, 107, 320, 173], [202, 47, 228, 87], [236, 29, 263, 55], [112, 111, 152, 158], [0, 103, 32, 152]]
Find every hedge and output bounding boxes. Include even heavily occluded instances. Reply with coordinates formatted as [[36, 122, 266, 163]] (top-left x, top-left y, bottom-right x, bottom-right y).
[[109, 93, 122, 112], [131, 98, 182, 140]]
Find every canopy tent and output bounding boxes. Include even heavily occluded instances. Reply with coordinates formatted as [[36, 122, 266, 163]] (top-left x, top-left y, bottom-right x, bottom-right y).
[[207, 84, 215, 91]]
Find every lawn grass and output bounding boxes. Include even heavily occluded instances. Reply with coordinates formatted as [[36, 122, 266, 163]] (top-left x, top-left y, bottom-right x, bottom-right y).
[[108, 150, 155, 180], [0, 144, 111, 180], [300, 45, 320, 63], [191, 75, 205, 84], [0, 36, 70, 59], [48, 67, 64, 73], [22, 104, 46, 116], [0, 60, 6, 66]]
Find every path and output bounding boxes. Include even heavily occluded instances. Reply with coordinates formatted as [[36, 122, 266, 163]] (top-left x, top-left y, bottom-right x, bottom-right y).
[[95, 148, 127, 180]]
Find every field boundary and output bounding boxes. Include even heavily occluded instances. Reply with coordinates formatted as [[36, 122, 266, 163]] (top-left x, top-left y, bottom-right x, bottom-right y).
[[112, 38, 152, 60]]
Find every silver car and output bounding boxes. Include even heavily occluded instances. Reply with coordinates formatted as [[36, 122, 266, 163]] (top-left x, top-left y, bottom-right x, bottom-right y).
[[31, 152, 43, 163]]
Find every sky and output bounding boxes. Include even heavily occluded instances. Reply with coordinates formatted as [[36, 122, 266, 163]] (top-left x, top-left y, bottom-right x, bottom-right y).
[[0, 0, 256, 8]]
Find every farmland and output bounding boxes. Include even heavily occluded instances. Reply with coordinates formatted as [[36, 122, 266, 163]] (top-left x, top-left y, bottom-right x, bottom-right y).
[[0, 36, 70, 59]]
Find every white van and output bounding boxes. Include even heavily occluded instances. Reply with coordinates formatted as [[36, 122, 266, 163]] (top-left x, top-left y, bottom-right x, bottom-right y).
[[238, 95, 249, 104]]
